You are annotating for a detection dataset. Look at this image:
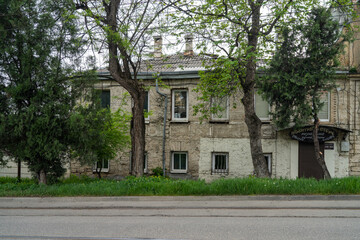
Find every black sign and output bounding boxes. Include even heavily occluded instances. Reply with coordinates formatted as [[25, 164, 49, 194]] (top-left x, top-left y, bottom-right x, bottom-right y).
[[324, 143, 334, 150], [290, 126, 336, 143]]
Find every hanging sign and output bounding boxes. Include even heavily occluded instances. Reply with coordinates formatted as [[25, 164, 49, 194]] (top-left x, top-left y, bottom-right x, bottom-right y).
[[290, 126, 336, 143]]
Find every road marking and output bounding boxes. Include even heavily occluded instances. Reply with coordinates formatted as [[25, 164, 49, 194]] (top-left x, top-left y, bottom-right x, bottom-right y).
[[0, 236, 185, 240]]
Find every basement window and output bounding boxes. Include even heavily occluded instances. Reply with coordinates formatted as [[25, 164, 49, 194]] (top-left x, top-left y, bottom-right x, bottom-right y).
[[93, 159, 109, 173], [212, 152, 229, 174]]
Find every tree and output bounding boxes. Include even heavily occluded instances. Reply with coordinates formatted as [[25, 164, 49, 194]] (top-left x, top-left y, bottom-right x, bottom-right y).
[[70, 95, 131, 179], [259, 7, 351, 179], [169, 0, 327, 177], [0, 0, 116, 184], [75, 0, 172, 176]]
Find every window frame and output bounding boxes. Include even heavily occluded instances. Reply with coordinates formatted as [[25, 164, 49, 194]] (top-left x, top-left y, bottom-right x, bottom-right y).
[[210, 96, 229, 122], [171, 152, 188, 173], [93, 159, 110, 173], [254, 92, 270, 121], [172, 89, 189, 122], [144, 152, 148, 173], [319, 92, 330, 122], [100, 89, 111, 109], [144, 91, 150, 122], [264, 153, 272, 175], [211, 152, 229, 174]]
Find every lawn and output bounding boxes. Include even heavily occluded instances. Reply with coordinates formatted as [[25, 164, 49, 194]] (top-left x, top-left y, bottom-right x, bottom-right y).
[[0, 175, 360, 197]]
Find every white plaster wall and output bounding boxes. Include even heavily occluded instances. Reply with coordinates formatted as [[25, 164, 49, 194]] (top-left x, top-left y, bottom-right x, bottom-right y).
[[199, 137, 296, 182], [326, 142, 349, 178], [290, 141, 299, 179], [0, 160, 32, 178], [199, 138, 253, 182]]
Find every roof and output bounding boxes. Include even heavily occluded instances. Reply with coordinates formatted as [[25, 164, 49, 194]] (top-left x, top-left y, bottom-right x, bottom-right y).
[[140, 53, 210, 72], [97, 53, 211, 80]]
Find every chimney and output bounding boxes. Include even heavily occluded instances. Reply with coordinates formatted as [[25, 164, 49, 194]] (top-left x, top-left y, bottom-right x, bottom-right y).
[[153, 35, 162, 59], [184, 34, 194, 56]]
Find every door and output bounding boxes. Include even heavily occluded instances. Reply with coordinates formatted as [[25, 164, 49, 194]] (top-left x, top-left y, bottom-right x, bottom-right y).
[[298, 142, 325, 180]]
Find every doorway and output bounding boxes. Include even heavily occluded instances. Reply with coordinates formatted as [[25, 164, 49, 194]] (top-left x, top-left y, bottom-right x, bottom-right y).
[[298, 142, 324, 179]]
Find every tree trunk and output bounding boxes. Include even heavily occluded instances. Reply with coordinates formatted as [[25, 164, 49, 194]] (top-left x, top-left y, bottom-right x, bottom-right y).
[[242, 87, 270, 178], [17, 159, 21, 183], [104, 0, 146, 177], [313, 119, 331, 179], [130, 91, 146, 177], [240, 3, 269, 178], [38, 169, 47, 185]]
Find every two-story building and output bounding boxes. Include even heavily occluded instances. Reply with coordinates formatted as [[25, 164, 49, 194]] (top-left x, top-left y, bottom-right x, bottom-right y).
[[68, 33, 360, 181]]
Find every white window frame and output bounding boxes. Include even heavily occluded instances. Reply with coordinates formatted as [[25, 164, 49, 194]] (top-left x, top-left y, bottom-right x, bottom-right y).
[[210, 97, 229, 121], [172, 89, 188, 122], [93, 159, 110, 173], [254, 92, 270, 121], [319, 92, 330, 122], [212, 152, 229, 174], [264, 153, 272, 175], [171, 152, 188, 173], [144, 91, 150, 122], [144, 152, 148, 173]]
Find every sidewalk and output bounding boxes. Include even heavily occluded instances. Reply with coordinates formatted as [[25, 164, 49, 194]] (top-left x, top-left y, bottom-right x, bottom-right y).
[[1, 195, 360, 210]]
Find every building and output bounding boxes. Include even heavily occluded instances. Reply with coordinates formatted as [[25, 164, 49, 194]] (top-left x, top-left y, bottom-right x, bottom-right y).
[[2, 25, 360, 181], [68, 33, 360, 181]]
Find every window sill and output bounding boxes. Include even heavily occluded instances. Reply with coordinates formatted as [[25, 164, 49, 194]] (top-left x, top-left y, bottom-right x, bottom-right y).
[[170, 170, 187, 174], [260, 119, 271, 124], [209, 120, 229, 124], [93, 169, 109, 173], [170, 120, 189, 124]]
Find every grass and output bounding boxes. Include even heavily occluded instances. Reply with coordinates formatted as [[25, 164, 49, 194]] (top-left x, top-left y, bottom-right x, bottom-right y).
[[0, 175, 360, 197]]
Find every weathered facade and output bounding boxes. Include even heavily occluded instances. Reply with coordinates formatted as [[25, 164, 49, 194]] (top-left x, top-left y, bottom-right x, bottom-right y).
[[69, 33, 360, 181]]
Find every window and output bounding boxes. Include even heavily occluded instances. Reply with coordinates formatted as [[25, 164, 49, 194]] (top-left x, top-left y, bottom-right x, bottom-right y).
[[144, 152, 148, 173], [93, 159, 109, 173], [172, 90, 188, 121], [171, 152, 187, 173], [319, 92, 330, 122], [264, 153, 272, 175], [100, 90, 110, 108], [255, 92, 270, 120], [211, 97, 229, 121], [212, 152, 229, 174], [144, 91, 149, 121]]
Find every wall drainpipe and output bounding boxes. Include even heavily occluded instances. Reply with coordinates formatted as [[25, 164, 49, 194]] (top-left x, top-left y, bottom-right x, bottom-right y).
[[156, 79, 168, 177]]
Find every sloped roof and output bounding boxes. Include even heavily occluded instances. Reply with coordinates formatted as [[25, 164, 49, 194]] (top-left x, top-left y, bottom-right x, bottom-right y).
[[140, 53, 211, 72]]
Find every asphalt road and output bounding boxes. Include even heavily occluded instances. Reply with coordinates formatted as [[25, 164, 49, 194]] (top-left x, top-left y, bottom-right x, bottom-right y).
[[0, 196, 360, 240]]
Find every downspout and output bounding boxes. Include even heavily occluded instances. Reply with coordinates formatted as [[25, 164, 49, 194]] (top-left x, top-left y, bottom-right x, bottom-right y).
[[156, 79, 168, 177]]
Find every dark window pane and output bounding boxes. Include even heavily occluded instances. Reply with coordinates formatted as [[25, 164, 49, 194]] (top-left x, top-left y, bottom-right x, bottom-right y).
[[101, 90, 110, 108], [103, 159, 109, 169], [144, 92, 149, 113], [174, 154, 180, 169], [180, 154, 187, 169]]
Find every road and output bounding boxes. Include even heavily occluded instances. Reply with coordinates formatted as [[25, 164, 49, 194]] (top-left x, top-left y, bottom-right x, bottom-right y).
[[0, 195, 360, 240]]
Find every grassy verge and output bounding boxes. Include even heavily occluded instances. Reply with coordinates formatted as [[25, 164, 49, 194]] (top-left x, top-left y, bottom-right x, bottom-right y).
[[1, 175, 360, 197]]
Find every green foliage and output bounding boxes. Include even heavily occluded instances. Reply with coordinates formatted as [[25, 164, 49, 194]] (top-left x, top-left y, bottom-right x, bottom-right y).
[[193, 58, 243, 121], [259, 6, 350, 128], [0, 0, 130, 184], [70, 96, 131, 177], [1, 176, 360, 196], [151, 167, 165, 177]]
